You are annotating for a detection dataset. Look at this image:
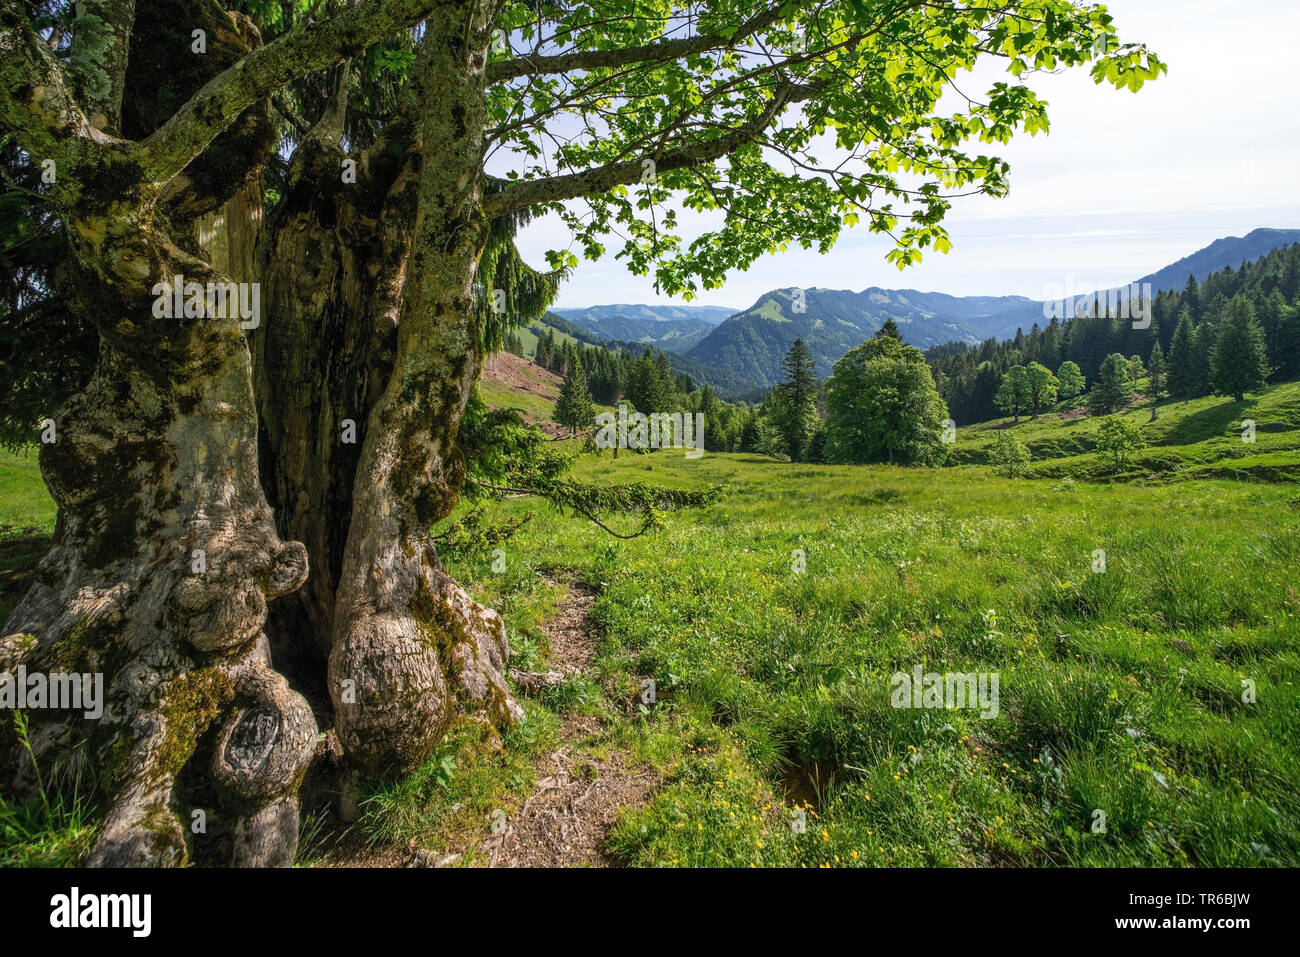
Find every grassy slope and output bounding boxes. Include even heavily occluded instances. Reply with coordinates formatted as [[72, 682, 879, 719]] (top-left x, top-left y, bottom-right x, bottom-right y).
[[478, 352, 564, 424], [431, 382, 1300, 867], [513, 321, 582, 361], [954, 381, 1300, 482], [0, 447, 56, 532], [0, 447, 57, 625], [4, 383, 1298, 868]]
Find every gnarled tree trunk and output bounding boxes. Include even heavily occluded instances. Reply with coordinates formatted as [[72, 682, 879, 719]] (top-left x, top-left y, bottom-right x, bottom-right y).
[[1, 0, 521, 866]]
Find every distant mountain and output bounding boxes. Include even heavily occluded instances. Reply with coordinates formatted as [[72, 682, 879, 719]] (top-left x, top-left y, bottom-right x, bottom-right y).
[[684, 287, 1041, 386], [553, 303, 736, 325], [558, 313, 716, 351], [604, 339, 768, 402], [556, 228, 1300, 391], [537, 311, 606, 346], [1136, 228, 1300, 293], [525, 313, 766, 402]]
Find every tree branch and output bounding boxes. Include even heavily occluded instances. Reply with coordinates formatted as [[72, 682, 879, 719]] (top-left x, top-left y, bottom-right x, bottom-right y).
[[485, 5, 786, 83], [481, 78, 820, 218], [65, 0, 136, 131], [0, 6, 103, 169], [136, 0, 444, 185]]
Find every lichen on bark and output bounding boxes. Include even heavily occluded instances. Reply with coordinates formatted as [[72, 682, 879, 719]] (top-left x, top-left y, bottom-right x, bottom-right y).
[[2, 0, 529, 867]]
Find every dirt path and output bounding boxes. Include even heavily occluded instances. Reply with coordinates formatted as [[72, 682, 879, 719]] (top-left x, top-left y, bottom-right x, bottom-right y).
[[313, 580, 654, 868], [480, 583, 656, 868]]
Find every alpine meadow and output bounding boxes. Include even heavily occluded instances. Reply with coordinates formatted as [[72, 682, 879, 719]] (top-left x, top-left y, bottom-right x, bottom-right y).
[[0, 0, 1296, 919]]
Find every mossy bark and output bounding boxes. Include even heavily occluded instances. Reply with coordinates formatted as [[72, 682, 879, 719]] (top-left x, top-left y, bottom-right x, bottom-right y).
[[326, 5, 521, 779], [2, 0, 520, 864]]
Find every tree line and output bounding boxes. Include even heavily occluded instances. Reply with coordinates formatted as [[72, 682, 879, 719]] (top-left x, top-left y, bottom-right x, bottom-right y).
[[507, 330, 760, 451], [539, 319, 955, 467], [928, 243, 1300, 424]]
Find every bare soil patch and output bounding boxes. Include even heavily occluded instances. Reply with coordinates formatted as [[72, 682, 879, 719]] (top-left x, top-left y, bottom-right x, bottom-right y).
[[480, 582, 657, 867]]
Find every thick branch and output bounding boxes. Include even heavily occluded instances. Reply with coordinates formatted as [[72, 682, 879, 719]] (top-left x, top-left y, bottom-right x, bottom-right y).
[[485, 5, 786, 83], [136, 0, 444, 185], [0, 7, 103, 168], [66, 0, 136, 131], [480, 79, 819, 218]]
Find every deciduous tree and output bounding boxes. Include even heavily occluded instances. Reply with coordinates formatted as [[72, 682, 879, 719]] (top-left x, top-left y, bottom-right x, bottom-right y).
[[0, 0, 1161, 866], [995, 365, 1030, 423]]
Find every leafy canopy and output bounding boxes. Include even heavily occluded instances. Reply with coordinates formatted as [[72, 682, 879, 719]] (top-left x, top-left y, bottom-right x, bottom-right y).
[[483, 0, 1164, 296], [824, 328, 949, 465], [1094, 415, 1145, 472]]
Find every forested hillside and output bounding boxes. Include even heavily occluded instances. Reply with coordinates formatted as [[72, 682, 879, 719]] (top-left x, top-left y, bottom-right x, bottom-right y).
[[559, 313, 716, 352], [685, 286, 1038, 385], [1136, 227, 1300, 292], [931, 243, 1300, 424]]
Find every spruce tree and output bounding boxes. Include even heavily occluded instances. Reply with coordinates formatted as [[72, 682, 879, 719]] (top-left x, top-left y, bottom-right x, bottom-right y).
[[625, 349, 669, 413], [553, 344, 596, 435], [1087, 353, 1135, 415], [1210, 295, 1271, 402], [1167, 309, 1197, 399], [1182, 274, 1201, 321], [1191, 323, 1214, 396], [1147, 341, 1165, 420], [776, 338, 819, 460], [1273, 303, 1300, 381], [654, 351, 679, 405]]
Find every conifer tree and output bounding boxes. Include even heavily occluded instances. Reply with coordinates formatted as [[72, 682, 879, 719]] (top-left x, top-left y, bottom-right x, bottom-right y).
[[554, 344, 596, 435], [1147, 341, 1165, 420], [535, 330, 553, 370], [1087, 353, 1135, 415], [1211, 295, 1271, 402], [775, 338, 819, 460], [1167, 309, 1198, 399], [1192, 323, 1214, 396]]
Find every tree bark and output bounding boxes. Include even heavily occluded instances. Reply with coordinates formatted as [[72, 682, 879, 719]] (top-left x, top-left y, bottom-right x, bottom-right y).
[[326, 6, 521, 787], [1, 0, 522, 866], [0, 228, 317, 866]]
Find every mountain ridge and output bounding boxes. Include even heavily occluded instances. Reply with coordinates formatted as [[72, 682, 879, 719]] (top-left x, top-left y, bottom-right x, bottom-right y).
[[685, 229, 1300, 386], [542, 228, 1300, 390]]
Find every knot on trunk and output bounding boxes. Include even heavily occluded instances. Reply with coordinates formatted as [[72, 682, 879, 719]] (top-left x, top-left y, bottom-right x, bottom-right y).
[[172, 532, 308, 653], [212, 669, 316, 806], [329, 559, 520, 777]]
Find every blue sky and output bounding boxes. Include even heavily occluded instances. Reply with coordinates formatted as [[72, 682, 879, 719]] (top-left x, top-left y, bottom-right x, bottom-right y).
[[510, 0, 1300, 310]]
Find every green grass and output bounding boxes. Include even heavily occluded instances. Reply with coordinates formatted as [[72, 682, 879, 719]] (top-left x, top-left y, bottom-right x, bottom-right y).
[[0, 447, 56, 532], [951, 381, 1300, 483], [514, 321, 583, 360], [437, 391, 1300, 867], [477, 379, 559, 424], [3, 386, 1298, 868], [0, 713, 99, 867], [0, 447, 56, 624]]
